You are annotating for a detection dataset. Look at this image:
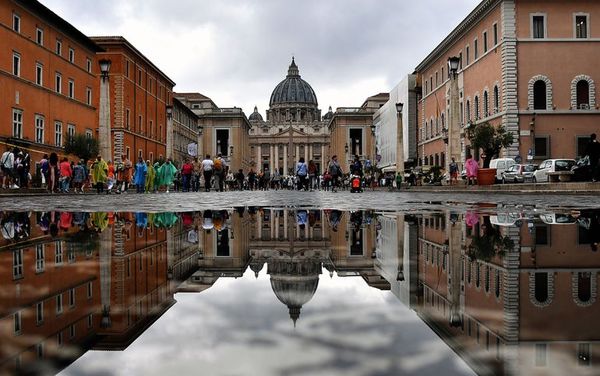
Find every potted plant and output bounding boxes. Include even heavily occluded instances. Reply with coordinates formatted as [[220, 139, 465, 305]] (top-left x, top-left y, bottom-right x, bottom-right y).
[[466, 122, 514, 185]]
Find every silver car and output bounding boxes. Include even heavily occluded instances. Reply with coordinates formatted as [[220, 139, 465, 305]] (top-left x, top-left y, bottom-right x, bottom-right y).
[[501, 164, 537, 183]]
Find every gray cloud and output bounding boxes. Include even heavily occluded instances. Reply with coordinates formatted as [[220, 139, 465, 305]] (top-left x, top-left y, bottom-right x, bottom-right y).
[[41, 0, 480, 115]]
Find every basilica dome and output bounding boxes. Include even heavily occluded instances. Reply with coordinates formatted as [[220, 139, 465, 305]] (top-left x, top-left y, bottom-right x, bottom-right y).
[[269, 58, 318, 108], [249, 106, 264, 122]]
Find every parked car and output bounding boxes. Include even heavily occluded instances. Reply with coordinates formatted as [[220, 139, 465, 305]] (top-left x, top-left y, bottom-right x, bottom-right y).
[[539, 213, 578, 225], [532, 159, 576, 183], [501, 164, 537, 184], [490, 158, 516, 182]]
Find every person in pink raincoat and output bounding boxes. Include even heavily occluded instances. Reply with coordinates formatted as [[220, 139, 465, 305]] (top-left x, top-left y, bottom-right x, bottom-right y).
[[465, 155, 479, 186]]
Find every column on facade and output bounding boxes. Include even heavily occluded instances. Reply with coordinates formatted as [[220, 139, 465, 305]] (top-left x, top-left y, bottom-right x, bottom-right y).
[[275, 213, 279, 239], [321, 145, 326, 166], [270, 145, 274, 172], [257, 145, 262, 171], [304, 144, 308, 163], [257, 213, 262, 240], [295, 144, 300, 166], [283, 145, 288, 175], [309, 145, 313, 163], [274, 145, 279, 173]]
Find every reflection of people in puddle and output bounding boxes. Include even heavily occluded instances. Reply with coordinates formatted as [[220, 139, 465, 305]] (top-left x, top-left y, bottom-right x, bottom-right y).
[[328, 210, 342, 232], [573, 210, 600, 252]]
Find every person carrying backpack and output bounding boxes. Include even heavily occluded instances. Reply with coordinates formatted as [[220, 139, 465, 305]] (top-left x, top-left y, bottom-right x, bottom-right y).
[[201, 154, 214, 192], [296, 157, 308, 191], [1, 148, 15, 189], [213, 153, 227, 192], [328, 155, 343, 193]]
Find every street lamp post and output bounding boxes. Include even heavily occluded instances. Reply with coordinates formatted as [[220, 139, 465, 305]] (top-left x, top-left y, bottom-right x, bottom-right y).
[[98, 59, 112, 162], [166, 105, 173, 160], [395, 102, 404, 177], [447, 56, 461, 175]]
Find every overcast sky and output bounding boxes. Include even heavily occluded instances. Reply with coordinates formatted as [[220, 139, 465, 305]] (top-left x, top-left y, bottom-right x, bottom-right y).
[[41, 0, 480, 116]]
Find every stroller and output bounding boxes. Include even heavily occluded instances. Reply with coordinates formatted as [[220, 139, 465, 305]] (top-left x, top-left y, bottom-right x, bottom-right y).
[[350, 175, 363, 193]]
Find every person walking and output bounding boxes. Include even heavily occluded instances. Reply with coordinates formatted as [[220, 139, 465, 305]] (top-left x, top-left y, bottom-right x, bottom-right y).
[[181, 158, 194, 192], [133, 157, 148, 193], [465, 155, 479, 186], [39, 154, 49, 189], [91, 155, 108, 194], [235, 169, 245, 190], [308, 160, 317, 191], [59, 157, 72, 193], [350, 155, 363, 176], [192, 157, 202, 192], [48, 152, 59, 193], [72, 161, 86, 193], [213, 153, 227, 192], [106, 160, 116, 193], [120, 155, 132, 193], [201, 154, 214, 192], [248, 168, 257, 191], [296, 157, 308, 191], [449, 157, 459, 186], [145, 160, 155, 193], [586, 133, 600, 182], [158, 158, 177, 193], [17, 150, 30, 188], [1, 147, 15, 189], [153, 158, 163, 193], [328, 155, 343, 192]]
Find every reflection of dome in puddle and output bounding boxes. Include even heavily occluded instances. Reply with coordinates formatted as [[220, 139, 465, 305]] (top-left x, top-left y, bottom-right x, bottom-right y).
[[253, 251, 326, 326]]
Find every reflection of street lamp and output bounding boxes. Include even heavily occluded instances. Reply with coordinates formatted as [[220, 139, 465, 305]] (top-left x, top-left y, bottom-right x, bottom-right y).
[[229, 145, 234, 156], [345, 143, 349, 154], [166, 105, 173, 119], [442, 127, 449, 144], [447, 56, 461, 175], [395, 103, 404, 175], [98, 59, 112, 161]]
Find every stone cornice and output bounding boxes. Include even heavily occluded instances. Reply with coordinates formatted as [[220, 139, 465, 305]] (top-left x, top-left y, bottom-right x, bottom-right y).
[[415, 0, 501, 72]]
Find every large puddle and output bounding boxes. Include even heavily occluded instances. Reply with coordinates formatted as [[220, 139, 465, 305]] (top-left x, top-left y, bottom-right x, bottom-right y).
[[1, 206, 598, 375]]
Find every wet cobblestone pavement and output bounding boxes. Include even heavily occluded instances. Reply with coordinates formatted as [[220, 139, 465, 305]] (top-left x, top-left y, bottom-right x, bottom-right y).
[[0, 190, 599, 212]]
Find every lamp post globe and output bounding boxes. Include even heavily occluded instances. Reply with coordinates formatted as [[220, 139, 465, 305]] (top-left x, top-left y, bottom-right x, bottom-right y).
[[99, 59, 111, 78], [395, 102, 404, 114], [447, 56, 460, 76]]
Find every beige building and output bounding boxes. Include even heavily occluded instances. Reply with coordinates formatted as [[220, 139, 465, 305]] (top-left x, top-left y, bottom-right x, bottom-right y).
[[175, 93, 252, 172], [171, 97, 199, 163], [328, 93, 388, 173]]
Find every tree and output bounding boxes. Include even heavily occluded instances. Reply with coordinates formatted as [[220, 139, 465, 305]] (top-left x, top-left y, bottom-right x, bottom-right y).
[[466, 122, 514, 168], [64, 133, 99, 161], [467, 216, 515, 262]]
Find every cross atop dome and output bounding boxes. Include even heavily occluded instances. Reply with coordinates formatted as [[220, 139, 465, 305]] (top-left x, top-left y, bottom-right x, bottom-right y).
[[287, 57, 300, 77]]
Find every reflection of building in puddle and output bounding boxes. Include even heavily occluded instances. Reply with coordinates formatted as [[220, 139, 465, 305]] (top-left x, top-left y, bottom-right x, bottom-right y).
[[413, 209, 600, 375], [186, 209, 389, 324], [0, 212, 199, 375]]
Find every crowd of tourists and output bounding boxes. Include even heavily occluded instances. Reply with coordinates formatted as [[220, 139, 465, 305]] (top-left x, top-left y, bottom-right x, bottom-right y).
[[1, 145, 408, 194]]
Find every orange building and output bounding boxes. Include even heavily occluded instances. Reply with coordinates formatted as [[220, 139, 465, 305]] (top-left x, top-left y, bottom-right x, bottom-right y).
[[0, 0, 102, 162], [91, 36, 175, 164], [414, 0, 600, 170]]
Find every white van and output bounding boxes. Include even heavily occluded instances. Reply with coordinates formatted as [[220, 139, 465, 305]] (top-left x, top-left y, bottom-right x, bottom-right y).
[[489, 158, 516, 182]]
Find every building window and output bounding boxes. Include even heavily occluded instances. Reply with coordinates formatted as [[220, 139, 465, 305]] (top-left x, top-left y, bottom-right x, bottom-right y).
[[435, 72, 438, 87], [86, 58, 92, 73], [13, 13, 20, 32], [483, 31, 488, 53], [57, 332, 63, 346], [125, 60, 130, 77], [12, 53, 20, 76], [55, 73, 62, 93], [13, 249, 23, 279], [85, 129, 93, 139], [575, 14, 589, 39], [86, 87, 92, 105], [216, 129, 230, 156], [349, 128, 363, 156], [493, 23, 498, 45], [69, 288, 75, 307], [466, 100, 471, 122], [576, 80, 590, 109], [474, 38, 479, 60], [459, 52, 463, 69], [56, 294, 63, 315], [535, 136, 550, 159], [466, 45, 470, 65], [12, 109, 23, 138], [35, 63, 43, 85], [68, 48, 75, 63], [55, 121, 62, 147], [56, 39, 62, 55], [474, 96, 480, 120], [126, 109, 131, 129], [14, 311, 22, 335], [533, 81, 548, 110], [87, 282, 93, 298], [493, 86, 500, 113], [55, 241, 63, 264], [36, 302, 44, 325], [138, 70, 142, 85], [35, 115, 45, 143], [68, 80, 74, 99], [35, 244, 45, 273], [483, 91, 489, 117], [67, 124, 75, 141], [532, 15, 546, 39]]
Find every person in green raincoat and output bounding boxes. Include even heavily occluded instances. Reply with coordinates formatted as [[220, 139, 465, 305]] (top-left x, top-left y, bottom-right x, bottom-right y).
[[158, 158, 177, 193], [91, 155, 108, 194], [153, 159, 163, 192], [145, 160, 155, 193]]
